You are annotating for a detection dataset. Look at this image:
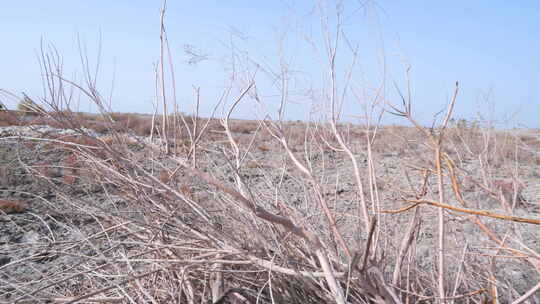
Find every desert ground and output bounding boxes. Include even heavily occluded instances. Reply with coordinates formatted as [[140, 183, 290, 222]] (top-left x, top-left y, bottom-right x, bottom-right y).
[[0, 110, 539, 303]]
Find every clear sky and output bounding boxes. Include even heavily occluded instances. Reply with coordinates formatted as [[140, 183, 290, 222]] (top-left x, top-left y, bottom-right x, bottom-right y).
[[1, 1, 539, 128]]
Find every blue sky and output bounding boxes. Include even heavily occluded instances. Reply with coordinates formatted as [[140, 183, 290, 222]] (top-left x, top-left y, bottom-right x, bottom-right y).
[[1, 1, 539, 128]]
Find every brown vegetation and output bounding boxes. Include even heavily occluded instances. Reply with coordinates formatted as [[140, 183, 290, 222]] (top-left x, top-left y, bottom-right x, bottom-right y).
[[0, 199, 26, 214], [1, 4, 539, 303], [0, 110, 21, 127], [3, 105, 539, 304]]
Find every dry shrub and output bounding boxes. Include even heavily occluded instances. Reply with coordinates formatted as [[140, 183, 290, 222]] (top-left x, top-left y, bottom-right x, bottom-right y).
[[447, 118, 481, 144], [112, 113, 190, 137], [257, 144, 270, 152], [71, 112, 152, 135], [26, 116, 65, 129], [159, 169, 171, 183], [284, 123, 315, 147], [89, 122, 110, 134], [519, 133, 540, 150], [446, 122, 526, 166], [491, 131, 519, 161], [372, 125, 420, 154], [0, 199, 26, 214], [5, 109, 538, 303], [229, 120, 258, 134], [22, 141, 37, 149], [17, 95, 45, 115], [98, 134, 140, 147], [0, 110, 21, 126], [132, 117, 154, 135], [172, 141, 190, 155], [519, 134, 540, 165], [62, 174, 77, 185], [206, 130, 226, 142], [37, 133, 112, 165], [206, 117, 223, 131], [4, 15, 537, 302], [34, 162, 56, 178], [54, 134, 100, 149], [109, 112, 134, 123], [0, 165, 7, 186], [248, 125, 270, 141], [61, 153, 80, 185], [78, 118, 110, 134], [493, 179, 526, 205], [178, 184, 194, 199], [246, 160, 260, 169], [63, 152, 79, 166], [96, 135, 116, 146]]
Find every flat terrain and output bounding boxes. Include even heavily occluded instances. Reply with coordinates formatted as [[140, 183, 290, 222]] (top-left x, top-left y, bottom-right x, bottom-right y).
[[0, 114, 539, 303]]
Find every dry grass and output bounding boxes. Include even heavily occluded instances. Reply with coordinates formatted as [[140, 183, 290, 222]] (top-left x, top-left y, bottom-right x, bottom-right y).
[[0, 111, 22, 127], [2, 108, 538, 303], [0, 199, 26, 214], [1, 7, 539, 302], [228, 120, 258, 134]]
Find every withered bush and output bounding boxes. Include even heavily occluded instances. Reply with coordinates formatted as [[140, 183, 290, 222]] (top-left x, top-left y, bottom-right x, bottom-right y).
[[0, 110, 21, 126]]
